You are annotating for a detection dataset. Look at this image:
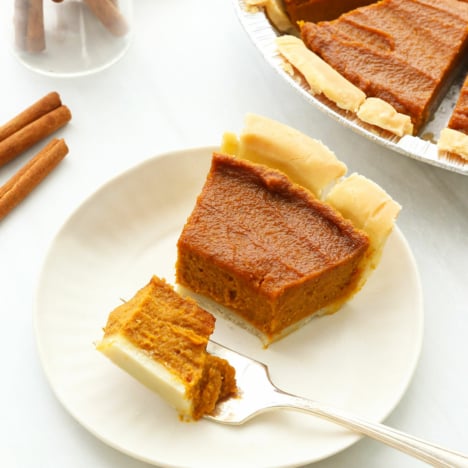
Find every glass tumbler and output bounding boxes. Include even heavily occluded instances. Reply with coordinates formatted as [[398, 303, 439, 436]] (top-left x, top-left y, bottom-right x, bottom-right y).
[[12, 0, 132, 77]]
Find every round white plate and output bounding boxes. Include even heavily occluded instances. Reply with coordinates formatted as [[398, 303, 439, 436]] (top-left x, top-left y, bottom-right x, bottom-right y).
[[35, 147, 423, 468]]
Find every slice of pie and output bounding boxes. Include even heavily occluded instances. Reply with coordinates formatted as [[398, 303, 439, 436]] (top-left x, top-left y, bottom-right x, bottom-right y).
[[276, 35, 414, 136], [299, 0, 468, 133], [96, 275, 237, 420], [176, 114, 400, 345], [176, 153, 370, 344]]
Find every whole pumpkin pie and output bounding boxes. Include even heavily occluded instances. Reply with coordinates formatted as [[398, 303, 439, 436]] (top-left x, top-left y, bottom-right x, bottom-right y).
[[299, 0, 468, 133], [96, 275, 236, 420]]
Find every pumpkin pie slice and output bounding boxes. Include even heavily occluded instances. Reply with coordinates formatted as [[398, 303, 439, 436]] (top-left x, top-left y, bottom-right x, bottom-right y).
[[300, 0, 468, 133], [96, 275, 236, 420], [176, 115, 400, 345], [176, 153, 370, 344], [275, 35, 413, 136]]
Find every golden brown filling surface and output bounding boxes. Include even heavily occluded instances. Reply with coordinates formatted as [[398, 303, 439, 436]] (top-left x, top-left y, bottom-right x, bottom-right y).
[[300, 0, 468, 132], [176, 153, 369, 340]]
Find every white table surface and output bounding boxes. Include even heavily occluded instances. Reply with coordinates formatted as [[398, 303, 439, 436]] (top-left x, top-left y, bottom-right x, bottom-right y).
[[1, 1, 467, 467]]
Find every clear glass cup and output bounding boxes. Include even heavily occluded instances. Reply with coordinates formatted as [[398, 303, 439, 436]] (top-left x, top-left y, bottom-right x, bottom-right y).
[[12, 0, 132, 77]]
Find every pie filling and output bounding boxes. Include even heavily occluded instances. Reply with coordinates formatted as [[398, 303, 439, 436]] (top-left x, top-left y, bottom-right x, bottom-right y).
[[176, 114, 400, 345]]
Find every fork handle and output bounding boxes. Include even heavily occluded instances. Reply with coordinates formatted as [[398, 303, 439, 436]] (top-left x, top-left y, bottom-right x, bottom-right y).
[[273, 390, 468, 467]]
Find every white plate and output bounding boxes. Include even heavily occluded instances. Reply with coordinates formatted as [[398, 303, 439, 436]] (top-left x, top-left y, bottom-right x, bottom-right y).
[[233, 0, 468, 176], [35, 147, 424, 468]]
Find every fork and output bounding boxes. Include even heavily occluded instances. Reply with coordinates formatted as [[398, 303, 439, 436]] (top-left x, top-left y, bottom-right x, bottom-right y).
[[206, 341, 468, 467]]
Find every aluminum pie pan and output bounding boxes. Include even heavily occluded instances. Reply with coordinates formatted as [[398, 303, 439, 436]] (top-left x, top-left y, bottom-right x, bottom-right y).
[[233, 0, 468, 176]]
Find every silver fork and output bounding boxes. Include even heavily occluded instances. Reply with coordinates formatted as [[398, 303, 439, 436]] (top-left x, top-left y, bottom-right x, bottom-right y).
[[206, 341, 468, 467]]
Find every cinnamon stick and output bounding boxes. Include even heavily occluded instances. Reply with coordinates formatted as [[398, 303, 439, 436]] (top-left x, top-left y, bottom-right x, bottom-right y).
[[0, 92, 62, 143], [83, 0, 129, 36], [14, 0, 29, 51], [27, 0, 46, 53], [0, 104, 71, 167], [0, 138, 69, 221]]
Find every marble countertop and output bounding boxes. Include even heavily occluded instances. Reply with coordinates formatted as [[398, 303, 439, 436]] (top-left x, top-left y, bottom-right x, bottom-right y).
[[1, 1, 467, 467]]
